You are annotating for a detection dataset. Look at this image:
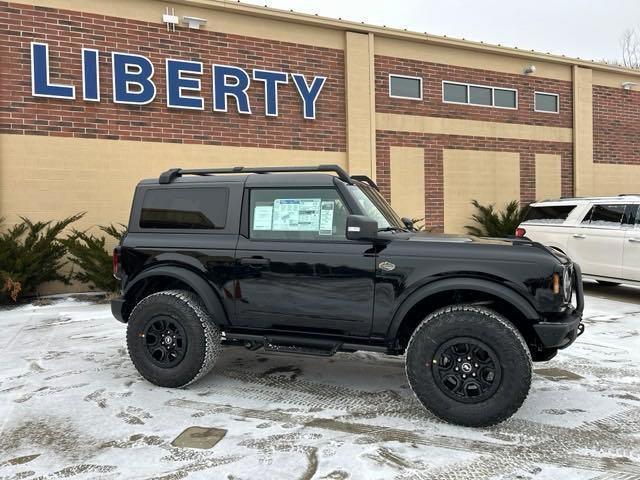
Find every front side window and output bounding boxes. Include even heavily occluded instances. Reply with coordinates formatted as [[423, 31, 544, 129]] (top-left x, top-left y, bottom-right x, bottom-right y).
[[250, 188, 348, 241], [140, 187, 228, 229], [581, 204, 626, 227], [389, 75, 422, 100], [535, 92, 559, 113], [346, 183, 404, 230]]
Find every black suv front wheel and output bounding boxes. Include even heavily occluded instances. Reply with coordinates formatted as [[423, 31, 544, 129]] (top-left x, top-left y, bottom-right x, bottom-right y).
[[127, 290, 222, 388], [406, 305, 532, 427]]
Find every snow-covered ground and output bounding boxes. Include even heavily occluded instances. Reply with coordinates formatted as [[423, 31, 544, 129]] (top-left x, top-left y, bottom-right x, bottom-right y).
[[1, 290, 639, 480]]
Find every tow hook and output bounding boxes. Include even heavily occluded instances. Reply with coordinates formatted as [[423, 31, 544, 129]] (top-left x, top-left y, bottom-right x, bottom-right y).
[[577, 323, 585, 337]]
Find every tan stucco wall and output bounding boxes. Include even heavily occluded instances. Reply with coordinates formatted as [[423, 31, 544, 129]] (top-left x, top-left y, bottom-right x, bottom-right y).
[[593, 163, 640, 196], [573, 66, 594, 196], [443, 150, 520, 234], [377, 113, 572, 143], [390, 147, 425, 220], [0, 135, 347, 229], [535, 154, 562, 201], [345, 32, 376, 178]]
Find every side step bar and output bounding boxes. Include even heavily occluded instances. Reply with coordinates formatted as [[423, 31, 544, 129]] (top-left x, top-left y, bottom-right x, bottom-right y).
[[224, 332, 389, 356]]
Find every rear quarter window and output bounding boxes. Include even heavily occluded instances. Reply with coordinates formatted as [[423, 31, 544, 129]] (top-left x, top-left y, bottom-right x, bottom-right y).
[[523, 205, 576, 224], [139, 187, 228, 229]]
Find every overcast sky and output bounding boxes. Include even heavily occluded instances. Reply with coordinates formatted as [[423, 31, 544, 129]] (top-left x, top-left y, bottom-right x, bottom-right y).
[[242, 0, 639, 62]]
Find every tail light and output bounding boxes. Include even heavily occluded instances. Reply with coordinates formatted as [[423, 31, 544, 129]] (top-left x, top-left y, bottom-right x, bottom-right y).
[[515, 227, 526, 238], [113, 247, 121, 280]]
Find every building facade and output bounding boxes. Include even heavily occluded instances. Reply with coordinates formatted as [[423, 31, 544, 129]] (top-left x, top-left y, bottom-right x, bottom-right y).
[[2, 0, 640, 246]]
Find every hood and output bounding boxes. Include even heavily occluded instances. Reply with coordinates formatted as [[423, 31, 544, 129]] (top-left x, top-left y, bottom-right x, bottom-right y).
[[396, 231, 569, 263]]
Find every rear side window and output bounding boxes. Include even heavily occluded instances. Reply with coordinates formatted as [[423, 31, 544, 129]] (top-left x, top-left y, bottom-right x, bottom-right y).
[[140, 187, 228, 229], [523, 205, 576, 224], [581, 204, 625, 227]]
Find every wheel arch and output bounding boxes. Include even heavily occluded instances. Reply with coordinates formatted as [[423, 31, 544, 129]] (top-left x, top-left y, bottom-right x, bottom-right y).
[[387, 278, 539, 352], [122, 266, 228, 326]]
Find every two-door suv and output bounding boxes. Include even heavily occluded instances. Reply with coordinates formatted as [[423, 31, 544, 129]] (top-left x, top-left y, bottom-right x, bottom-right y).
[[111, 165, 584, 427]]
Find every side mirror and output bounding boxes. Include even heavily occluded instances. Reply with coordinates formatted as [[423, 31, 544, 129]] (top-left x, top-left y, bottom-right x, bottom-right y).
[[346, 215, 378, 241]]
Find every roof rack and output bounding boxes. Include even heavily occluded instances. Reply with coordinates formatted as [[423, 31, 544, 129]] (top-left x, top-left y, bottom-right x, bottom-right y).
[[351, 175, 379, 191], [158, 164, 352, 184]]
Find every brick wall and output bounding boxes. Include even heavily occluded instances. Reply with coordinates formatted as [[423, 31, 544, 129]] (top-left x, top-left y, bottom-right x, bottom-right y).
[[376, 55, 573, 128], [0, 2, 346, 151], [376, 131, 574, 232], [593, 85, 640, 165]]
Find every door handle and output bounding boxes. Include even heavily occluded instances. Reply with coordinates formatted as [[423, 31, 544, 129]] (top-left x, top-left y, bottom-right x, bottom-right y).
[[239, 256, 270, 265], [572, 234, 586, 239], [629, 238, 640, 243]]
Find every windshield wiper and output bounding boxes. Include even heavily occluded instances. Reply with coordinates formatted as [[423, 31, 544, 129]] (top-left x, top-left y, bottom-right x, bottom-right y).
[[378, 226, 408, 232]]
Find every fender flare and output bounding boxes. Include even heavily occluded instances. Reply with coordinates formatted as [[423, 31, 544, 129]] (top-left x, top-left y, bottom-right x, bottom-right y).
[[123, 266, 228, 325], [386, 277, 539, 341]]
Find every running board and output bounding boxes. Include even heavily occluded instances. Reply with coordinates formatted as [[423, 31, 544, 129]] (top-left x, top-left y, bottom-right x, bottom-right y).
[[223, 332, 389, 356]]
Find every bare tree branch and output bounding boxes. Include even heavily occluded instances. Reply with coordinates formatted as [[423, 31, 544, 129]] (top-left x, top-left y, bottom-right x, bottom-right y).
[[620, 27, 640, 69]]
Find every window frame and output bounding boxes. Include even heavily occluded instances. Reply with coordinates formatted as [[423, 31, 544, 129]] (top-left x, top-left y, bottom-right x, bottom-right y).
[[247, 186, 353, 243], [442, 80, 518, 110], [136, 185, 231, 233], [388, 73, 423, 101], [580, 203, 627, 229], [534, 91, 560, 114]]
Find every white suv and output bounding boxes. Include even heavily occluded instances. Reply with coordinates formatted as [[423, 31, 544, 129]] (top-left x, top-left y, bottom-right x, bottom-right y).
[[516, 195, 640, 286]]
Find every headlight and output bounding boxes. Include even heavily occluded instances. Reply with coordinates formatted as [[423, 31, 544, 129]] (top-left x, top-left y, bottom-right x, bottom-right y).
[[562, 265, 573, 302]]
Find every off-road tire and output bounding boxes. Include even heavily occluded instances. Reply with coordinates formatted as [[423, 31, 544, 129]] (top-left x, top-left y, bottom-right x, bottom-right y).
[[405, 305, 532, 427], [127, 290, 222, 388]]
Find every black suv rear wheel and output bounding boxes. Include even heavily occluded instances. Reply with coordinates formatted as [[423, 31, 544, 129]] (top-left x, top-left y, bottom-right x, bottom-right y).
[[405, 305, 532, 427], [126, 290, 222, 388]]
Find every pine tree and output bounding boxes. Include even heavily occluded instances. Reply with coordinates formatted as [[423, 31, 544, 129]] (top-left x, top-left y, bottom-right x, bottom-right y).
[[0, 214, 83, 303], [64, 224, 127, 294]]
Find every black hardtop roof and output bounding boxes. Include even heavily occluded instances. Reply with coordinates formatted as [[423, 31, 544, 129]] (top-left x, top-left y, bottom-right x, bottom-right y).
[[139, 165, 379, 190], [138, 172, 339, 187]]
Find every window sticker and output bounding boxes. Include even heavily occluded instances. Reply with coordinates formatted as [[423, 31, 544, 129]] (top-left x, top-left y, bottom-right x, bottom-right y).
[[272, 198, 321, 231], [319, 201, 335, 235], [253, 205, 273, 230]]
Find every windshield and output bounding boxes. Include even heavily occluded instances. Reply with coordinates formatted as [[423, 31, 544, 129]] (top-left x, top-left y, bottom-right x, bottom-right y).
[[346, 183, 405, 230]]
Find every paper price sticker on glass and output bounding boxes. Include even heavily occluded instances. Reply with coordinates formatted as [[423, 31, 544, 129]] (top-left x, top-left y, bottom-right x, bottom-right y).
[[252, 198, 335, 235]]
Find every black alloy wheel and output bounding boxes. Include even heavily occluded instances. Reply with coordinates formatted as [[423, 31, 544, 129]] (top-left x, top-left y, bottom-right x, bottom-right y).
[[432, 337, 501, 403], [142, 316, 188, 368]]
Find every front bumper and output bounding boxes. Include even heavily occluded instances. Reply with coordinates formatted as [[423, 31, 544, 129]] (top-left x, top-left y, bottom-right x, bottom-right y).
[[533, 310, 583, 349], [111, 297, 126, 323], [534, 262, 585, 349]]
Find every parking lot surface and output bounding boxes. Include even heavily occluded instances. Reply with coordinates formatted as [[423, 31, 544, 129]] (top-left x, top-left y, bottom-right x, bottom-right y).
[[1, 291, 639, 480]]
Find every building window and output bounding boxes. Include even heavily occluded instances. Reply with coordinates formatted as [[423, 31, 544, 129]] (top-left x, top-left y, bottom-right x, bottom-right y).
[[389, 74, 422, 100], [534, 92, 559, 113], [442, 81, 518, 109]]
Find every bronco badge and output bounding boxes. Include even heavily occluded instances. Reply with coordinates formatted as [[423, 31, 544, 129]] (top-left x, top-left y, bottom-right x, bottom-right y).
[[378, 261, 396, 272]]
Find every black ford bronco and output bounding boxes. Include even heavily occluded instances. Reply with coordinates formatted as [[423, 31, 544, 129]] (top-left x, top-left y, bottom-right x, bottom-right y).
[[111, 165, 584, 427]]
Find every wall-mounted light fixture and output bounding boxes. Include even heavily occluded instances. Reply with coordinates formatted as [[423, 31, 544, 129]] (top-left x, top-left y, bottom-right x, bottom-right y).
[[524, 65, 536, 75], [622, 81, 638, 90], [162, 7, 179, 32], [182, 16, 207, 29]]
